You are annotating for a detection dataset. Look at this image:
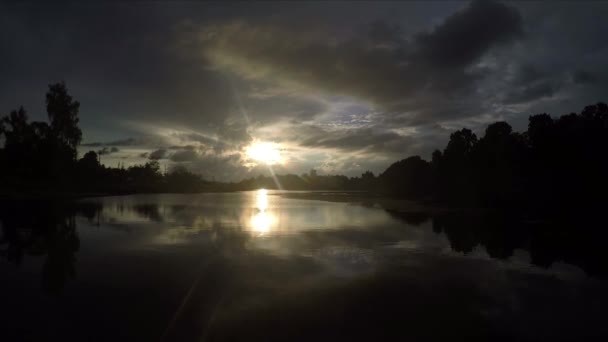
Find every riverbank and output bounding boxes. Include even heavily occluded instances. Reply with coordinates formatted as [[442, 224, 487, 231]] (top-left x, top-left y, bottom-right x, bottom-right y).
[[276, 191, 485, 215], [0, 188, 232, 201], [0, 191, 112, 201], [275, 191, 595, 219]]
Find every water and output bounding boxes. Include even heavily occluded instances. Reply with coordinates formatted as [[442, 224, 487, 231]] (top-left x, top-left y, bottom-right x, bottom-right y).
[[1, 190, 607, 341]]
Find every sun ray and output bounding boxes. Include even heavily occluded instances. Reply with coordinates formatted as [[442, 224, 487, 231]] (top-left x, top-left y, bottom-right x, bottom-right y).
[[245, 141, 282, 165]]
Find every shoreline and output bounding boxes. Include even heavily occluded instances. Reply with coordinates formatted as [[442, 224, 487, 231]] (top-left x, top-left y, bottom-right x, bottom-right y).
[[1, 190, 600, 219], [275, 191, 487, 215]]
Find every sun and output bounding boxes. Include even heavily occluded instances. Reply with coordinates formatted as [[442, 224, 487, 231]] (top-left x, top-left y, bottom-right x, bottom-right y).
[[246, 141, 282, 165]]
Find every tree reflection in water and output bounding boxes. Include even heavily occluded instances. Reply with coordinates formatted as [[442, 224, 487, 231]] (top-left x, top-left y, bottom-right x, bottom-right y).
[[0, 201, 100, 295], [387, 209, 608, 277], [1, 196, 608, 299]]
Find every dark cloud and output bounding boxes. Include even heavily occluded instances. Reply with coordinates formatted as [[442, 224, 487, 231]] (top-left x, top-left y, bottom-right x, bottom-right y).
[[166, 128, 250, 155], [244, 93, 328, 124], [82, 142, 103, 147], [216, 123, 251, 144], [198, 0, 524, 124], [368, 20, 404, 46], [289, 121, 450, 160], [169, 149, 199, 162], [504, 81, 560, 104], [83, 138, 141, 147], [0, 3, 237, 134], [414, 0, 522, 69], [97, 146, 120, 155], [300, 127, 411, 154], [168, 145, 197, 150], [512, 64, 547, 85], [572, 70, 598, 85], [148, 149, 168, 160], [169, 133, 219, 146], [183, 153, 249, 181], [3, 1, 608, 178]]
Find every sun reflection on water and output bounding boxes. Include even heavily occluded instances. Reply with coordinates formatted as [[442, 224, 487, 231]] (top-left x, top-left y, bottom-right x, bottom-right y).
[[251, 189, 275, 235], [256, 189, 268, 211]]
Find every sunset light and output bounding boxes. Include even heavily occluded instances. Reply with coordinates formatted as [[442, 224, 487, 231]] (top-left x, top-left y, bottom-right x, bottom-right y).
[[246, 142, 282, 165], [251, 189, 275, 234], [4, 2, 607, 340]]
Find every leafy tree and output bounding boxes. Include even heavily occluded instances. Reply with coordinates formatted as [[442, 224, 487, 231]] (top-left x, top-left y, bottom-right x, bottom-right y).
[[472, 122, 527, 204], [361, 171, 375, 180], [431, 149, 442, 167], [1, 107, 39, 179], [444, 128, 477, 161], [437, 128, 479, 203], [380, 156, 432, 198], [2, 106, 30, 146], [528, 113, 554, 151], [78, 151, 101, 170], [46, 82, 82, 157]]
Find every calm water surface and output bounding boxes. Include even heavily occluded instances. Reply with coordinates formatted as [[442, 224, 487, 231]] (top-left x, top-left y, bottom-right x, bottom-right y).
[[1, 191, 607, 341]]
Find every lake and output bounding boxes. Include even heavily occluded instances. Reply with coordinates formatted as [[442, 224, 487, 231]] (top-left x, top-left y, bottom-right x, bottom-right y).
[[1, 190, 607, 341]]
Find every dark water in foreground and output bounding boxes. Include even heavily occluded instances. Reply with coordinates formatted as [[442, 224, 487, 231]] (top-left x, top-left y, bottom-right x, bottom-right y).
[[1, 191, 607, 341]]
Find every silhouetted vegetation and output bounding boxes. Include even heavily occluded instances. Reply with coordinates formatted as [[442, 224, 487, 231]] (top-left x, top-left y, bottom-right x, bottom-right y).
[[2, 83, 607, 209], [222, 170, 354, 192], [246, 101, 608, 210], [0, 83, 209, 195], [377, 103, 608, 209]]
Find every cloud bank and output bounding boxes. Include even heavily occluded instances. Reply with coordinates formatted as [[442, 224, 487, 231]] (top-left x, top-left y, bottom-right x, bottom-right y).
[[3, 1, 608, 180]]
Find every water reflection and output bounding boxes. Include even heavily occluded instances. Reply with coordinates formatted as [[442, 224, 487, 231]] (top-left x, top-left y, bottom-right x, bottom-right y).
[[250, 189, 275, 235], [1, 193, 606, 295], [1, 194, 608, 341], [256, 189, 268, 211], [0, 201, 99, 295]]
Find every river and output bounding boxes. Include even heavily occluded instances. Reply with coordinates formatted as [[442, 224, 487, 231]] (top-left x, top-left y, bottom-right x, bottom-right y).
[[1, 190, 607, 341]]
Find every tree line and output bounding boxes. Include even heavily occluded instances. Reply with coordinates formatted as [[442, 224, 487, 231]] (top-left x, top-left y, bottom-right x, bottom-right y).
[[2, 82, 607, 208], [211, 101, 608, 210], [0, 82, 375, 195], [376, 103, 608, 208], [0, 82, 209, 195]]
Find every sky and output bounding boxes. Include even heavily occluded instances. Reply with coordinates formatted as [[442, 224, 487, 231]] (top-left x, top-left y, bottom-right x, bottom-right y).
[[2, 1, 607, 181]]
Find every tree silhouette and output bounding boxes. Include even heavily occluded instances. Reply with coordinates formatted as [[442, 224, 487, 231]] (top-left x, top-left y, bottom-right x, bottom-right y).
[[471, 121, 527, 204], [1, 82, 608, 206], [435, 128, 478, 202], [379, 156, 432, 198], [46, 82, 82, 156]]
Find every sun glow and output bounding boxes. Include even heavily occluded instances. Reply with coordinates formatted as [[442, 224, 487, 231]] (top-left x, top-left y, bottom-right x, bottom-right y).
[[246, 141, 282, 165]]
